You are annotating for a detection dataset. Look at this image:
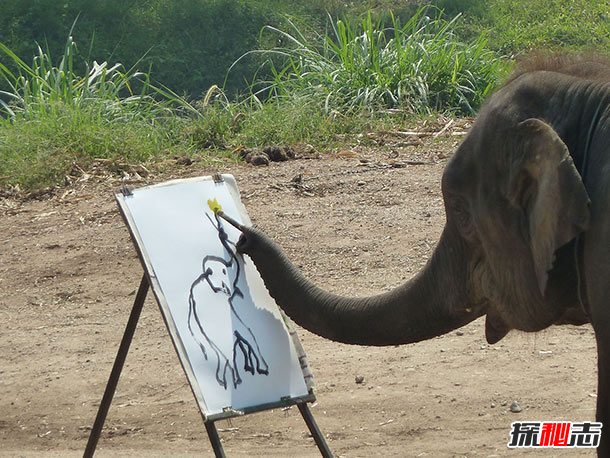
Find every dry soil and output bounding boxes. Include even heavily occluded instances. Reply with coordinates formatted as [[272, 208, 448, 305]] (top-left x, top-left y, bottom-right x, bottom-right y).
[[0, 119, 598, 457]]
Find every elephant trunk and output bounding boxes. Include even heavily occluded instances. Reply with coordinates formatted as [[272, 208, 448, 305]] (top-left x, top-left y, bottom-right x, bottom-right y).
[[237, 225, 484, 346]]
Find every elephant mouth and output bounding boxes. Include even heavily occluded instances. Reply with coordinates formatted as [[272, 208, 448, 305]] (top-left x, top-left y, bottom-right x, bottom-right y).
[[473, 261, 556, 343], [460, 298, 508, 345], [483, 299, 567, 344], [485, 309, 511, 344]]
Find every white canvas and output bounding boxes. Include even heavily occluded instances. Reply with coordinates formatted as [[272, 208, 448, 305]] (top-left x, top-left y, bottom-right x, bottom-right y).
[[116, 175, 311, 417]]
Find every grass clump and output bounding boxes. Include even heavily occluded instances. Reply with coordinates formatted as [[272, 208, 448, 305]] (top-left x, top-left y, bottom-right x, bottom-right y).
[[0, 35, 194, 189], [236, 98, 350, 146], [0, 34, 170, 121], [249, 7, 507, 115], [0, 113, 172, 189]]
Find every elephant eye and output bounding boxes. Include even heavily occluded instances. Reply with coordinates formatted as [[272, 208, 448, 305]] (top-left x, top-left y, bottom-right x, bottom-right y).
[[456, 207, 470, 226], [451, 197, 468, 217], [450, 197, 474, 235]]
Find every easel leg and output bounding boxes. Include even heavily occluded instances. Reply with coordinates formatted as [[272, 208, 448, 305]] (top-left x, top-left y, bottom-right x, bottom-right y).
[[83, 274, 149, 458], [298, 402, 333, 458], [205, 421, 226, 457]]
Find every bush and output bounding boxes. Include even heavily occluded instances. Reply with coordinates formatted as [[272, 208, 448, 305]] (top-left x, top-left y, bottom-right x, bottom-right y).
[[249, 7, 507, 115], [0, 34, 170, 121], [0, 35, 190, 189]]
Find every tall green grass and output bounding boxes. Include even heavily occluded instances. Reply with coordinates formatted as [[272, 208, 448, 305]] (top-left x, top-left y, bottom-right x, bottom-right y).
[[0, 35, 197, 189], [247, 7, 507, 115], [0, 35, 172, 121]]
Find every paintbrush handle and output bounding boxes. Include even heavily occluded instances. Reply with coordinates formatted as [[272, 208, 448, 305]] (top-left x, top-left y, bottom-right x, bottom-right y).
[[217, 211, 245, 232]]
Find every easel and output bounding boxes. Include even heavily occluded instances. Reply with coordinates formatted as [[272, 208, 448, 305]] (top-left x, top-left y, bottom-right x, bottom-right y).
[[84, 181, 332, 457]]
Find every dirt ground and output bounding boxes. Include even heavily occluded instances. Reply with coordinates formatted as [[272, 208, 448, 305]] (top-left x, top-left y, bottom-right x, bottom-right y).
[[0, 119, 599, 457]]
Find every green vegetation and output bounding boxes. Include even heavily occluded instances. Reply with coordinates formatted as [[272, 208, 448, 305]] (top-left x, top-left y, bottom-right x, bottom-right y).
[[482, 0, 610, 53], [0, 36, 183, 189], [0, 34, 374, 189], [252, 9, 505, 115], [1, 1, 609, 191], [0, 0, 280, 97], [0, 35, 167, 121]]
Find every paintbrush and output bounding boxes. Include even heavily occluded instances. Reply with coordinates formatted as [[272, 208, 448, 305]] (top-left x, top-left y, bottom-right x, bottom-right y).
[[207, 198, 245, 231]]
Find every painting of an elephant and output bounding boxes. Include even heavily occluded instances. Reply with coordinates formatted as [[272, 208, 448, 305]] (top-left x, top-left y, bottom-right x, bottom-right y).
[[236, 54, 610, 455]]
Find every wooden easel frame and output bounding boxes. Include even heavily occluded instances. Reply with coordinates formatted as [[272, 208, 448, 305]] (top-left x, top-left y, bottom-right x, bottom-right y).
[[84, 183, 332, 457]]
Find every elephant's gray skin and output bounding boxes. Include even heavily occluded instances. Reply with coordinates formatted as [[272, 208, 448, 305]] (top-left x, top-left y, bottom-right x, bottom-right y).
[[236, 54, 610, 455]]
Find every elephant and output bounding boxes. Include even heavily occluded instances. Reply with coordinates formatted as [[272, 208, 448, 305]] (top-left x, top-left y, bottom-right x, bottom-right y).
[[188, 214, 269, 389], [235, 54, 610, 455]]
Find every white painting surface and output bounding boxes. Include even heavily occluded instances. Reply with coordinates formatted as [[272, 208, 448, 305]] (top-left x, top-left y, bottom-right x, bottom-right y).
[[118, 176, 309, 417]]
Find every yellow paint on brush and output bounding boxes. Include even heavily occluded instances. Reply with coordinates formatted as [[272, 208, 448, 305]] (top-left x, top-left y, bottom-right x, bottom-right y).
[[207, 198, 222, 214]]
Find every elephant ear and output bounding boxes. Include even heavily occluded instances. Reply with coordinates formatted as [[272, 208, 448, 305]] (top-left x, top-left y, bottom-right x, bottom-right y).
[[509, 118, 590, 296]]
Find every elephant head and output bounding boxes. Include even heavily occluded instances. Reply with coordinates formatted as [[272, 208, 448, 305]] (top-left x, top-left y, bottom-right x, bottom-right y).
[[202, 257, 233, 296], [236, 71, 591, 347]]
